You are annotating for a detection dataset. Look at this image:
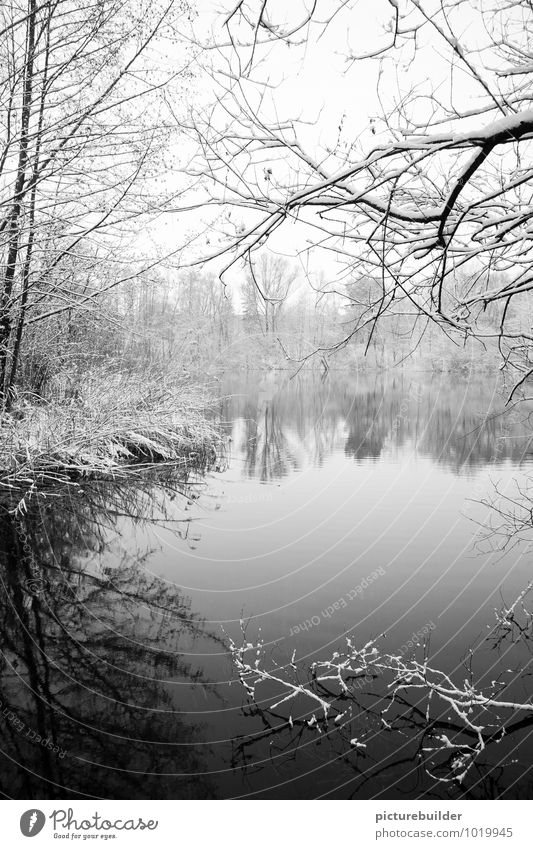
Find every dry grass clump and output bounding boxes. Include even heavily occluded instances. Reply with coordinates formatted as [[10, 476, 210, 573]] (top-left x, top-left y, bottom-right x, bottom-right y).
[[0, 368, 218, 489]]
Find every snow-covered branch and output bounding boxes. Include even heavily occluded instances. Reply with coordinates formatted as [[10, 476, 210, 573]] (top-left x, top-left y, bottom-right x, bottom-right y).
[[229, 601, 533, 786], [187, 0, 533, 394]]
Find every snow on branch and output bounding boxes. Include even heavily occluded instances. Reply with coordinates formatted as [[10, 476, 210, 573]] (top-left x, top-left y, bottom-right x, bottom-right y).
[[229, 603, 533, 786], [186, 0, 533, 396]]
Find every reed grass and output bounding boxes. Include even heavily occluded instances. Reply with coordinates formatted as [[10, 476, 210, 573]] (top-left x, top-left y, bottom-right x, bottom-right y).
[[0, 367, 219, 490]]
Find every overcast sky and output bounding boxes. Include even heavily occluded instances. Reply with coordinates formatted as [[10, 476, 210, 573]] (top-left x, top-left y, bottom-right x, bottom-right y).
[[144, 0, 501, 296]]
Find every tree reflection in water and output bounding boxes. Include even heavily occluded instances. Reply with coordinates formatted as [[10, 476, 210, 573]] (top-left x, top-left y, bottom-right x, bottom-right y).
[[0, 476, 223, 799], [3, 373, 533, 800], [219, 372, 533, 477], [226, 474, 533, 800]]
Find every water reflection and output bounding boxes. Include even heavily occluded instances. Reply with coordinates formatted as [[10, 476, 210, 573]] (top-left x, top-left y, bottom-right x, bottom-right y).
[[2, 369, 533, 800], [0, 479, 222, 799], [229, 602, 533, 799], [219, 371, 533, 476], [211, 370, 533, 798]]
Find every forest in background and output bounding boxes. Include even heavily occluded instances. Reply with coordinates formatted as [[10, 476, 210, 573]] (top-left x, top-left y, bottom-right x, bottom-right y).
[[66, 258, 528, 384], [2, 0, 533, 487]]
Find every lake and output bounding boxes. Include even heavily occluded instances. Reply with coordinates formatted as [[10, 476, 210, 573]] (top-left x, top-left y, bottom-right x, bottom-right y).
[[2, 368, 533, 799]]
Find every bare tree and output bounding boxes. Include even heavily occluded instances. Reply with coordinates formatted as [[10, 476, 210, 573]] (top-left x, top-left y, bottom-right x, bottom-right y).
[[242, 254, 297, 334], [188, 0, 533, 393], [0, 0, 194, 405]]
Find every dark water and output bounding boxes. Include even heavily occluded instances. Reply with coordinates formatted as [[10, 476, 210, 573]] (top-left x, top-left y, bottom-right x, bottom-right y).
[[2, 369, 533, 800]]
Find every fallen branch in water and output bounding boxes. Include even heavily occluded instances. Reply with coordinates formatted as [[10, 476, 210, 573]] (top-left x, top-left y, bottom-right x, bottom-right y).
[[229, 605, 533, 786]]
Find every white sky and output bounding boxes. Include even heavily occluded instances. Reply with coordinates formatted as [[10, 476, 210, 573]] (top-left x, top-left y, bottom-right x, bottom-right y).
[[141, 0, 508, 298]]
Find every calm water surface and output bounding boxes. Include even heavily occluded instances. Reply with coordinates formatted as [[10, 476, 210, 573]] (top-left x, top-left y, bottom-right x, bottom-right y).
[[2, 369, 533, 799]]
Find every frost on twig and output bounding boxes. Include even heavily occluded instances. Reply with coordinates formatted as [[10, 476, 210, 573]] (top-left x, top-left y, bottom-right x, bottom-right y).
[[229, 610, 533, 787]]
